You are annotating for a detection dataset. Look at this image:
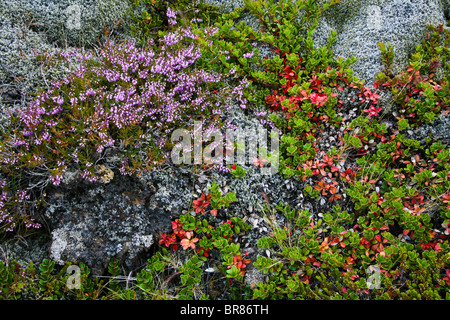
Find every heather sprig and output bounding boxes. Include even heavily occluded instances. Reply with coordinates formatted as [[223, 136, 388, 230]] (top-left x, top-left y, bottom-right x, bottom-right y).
[[0, 179, 41, 233], [129, 0, 222, 46]]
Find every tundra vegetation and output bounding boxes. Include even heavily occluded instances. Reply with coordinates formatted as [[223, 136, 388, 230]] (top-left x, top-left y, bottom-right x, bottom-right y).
[[0, 0, 449, 300]]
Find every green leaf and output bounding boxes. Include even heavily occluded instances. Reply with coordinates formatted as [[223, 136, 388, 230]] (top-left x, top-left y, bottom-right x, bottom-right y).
[[287, 145, 298, 154], [398, 118, 410, 130]]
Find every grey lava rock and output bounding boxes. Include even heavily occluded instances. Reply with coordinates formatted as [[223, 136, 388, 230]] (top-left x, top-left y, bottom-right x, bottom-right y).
[[204, 0, 245, 13], [0, 0, 133, 48], [44, 168, 193, 275], [315, 0, 447, 85], [404, 114, 450, 145], [0, 234, 51, 269], [0, 6, 74, 112]]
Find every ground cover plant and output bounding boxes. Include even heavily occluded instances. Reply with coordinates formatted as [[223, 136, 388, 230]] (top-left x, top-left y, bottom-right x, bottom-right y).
[[0, 0, 449, 300]]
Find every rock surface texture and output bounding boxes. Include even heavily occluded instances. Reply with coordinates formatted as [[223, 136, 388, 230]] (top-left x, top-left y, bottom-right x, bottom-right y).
[[0, 0, 132, 47], [44, 169, 193, 275], [317, 0, 446, 84]]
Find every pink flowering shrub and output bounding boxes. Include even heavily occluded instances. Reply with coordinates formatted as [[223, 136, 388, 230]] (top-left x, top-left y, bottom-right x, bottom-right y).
[[0, 180, 41, 232], [0, 24, 240, 189]]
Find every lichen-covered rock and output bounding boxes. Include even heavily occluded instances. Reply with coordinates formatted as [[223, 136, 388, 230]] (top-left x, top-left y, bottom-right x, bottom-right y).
[[0, 9, 73, 112], [404, 114, 450, 145], [0, 0, 133, 48], [314, 0, 446, 84], [204, 0, 244, 13], [44, 169, 193, 275], [0, 234, 51, 269]]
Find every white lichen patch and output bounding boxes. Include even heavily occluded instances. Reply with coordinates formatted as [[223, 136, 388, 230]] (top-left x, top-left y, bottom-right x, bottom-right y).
[[50, 228, 87, 265]]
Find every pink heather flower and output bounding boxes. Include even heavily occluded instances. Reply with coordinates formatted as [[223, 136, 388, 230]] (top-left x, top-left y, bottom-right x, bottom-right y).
[[166, 7, 176, 18], [207, 27, 219, 36], [52, 96, 64, 105], [216, 165, 230, 173], [243, 52, 254, 59], [254, 111, 267, 117], [363, 88, 380, 103], [16, 190, 29, 200], [86, 88, 96, 96], [167, 7, 177, 25], [49, 175, 64, 186], [114, 91, 126, 102], [50, 106, 63, 115], [41, 131, 51, 141]]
